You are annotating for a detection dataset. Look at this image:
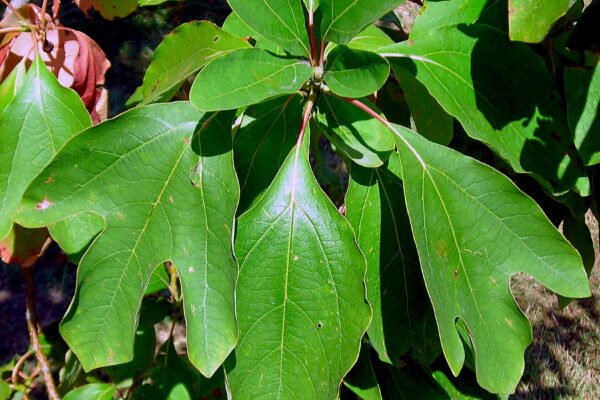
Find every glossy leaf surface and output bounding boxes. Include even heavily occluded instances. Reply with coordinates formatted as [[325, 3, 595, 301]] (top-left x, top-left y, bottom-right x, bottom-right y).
[[0, 58, 92, 240], [346, 157, 440, 364], [227, 0, 310, 56], [324, 45, 389, 98], [316, 95, 395, 167], [392, 124, 590, 393], [234, 94, 304, 212], [320, 0, 405, 45], [229, 136, 371, 399], [380, 24, 589, 195], [508, 0, 570, 43], [17, 103, 239, 378], [565, 65, 600, 166], [191, 48, 312, 111], [140, 21, 251, 105]]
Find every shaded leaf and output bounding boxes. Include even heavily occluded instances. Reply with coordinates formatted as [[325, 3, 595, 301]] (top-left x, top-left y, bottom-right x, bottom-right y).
[[320, 0, 406, 45], [432, 368, 496, 400], [227, 0, 310, 57], [565, 65, 600, 166], [234, 94, 305, 213], [222, 12, 284, 55], [16, 103, 239, 378], [229, 134, 371, 399], [316, 95, 395, 167], [346, 156, 440, 365], [324, 45, 390, 98], [391, 124, 590, 393], [0, 225, 48, 265], [343, 343, 382, 400], [380, 24, 589, 195], [394, 67, 453, 145], [140, 21, 251, 105], [191, 48, 312, 111], [373, 359, 448, 400], [508, 0, 570, 43], [0, 57, 92, 240]]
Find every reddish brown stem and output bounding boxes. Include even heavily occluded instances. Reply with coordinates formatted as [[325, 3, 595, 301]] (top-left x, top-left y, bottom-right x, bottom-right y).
[[21, 238, 60, 400], [307, 3, 317, 65], [52, 0, 60, 20], [336, 95, 391, 127], [297, 89, 317, 148]]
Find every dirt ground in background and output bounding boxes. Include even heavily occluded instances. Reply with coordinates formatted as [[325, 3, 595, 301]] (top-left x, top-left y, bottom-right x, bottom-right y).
[[511, 213, 600, 399]]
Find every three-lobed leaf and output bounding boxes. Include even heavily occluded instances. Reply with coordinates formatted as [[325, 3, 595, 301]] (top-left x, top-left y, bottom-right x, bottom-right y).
[[139, 21, 251, 105], [380, 24, 589, 195], [392, 124, 590, 393], [17, 103, 239, 378], [190, 48, 312, 111], [0, 57, 92, 240], [229, 134, 371, 399]]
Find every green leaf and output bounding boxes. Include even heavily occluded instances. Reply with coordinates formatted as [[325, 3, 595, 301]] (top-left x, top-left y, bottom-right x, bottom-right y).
[[222, 12, 284, 55], [139, 0, 183, 6], [139, 21, 251, 105], [48, 214, 104, 263], [565, 65, 600, 166], [346, 156, 440, 365], [227, 0, 310, 57], [432, 369, 496, 400], [373, 360, 448, 400], [394, 67, 453, 145], [191, 48, 312, 111], [0, 380, 9, 400], [229, 134, 371, 399], [563, 215, 596, 275], [0, 57, 92, 240], [316, 95, 395, 167], [380, 24, 589, 195], [347, 24, 394, 52], [0, 61, 26, 116], [391, 124, 590, 393], [508, 0, 570, 43], [343, 343, 382, 400], [63, 384, 116, 400], [16, 103, 239, 378], [324, 45, 390, 98], [234, 94, 305, 213], [320, 0, 405, 45], [79, 0, 138, 19], [410, 0, 503, 38]]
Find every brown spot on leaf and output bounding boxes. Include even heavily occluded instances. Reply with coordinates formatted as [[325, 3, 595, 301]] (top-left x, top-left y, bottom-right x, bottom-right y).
[[36, 198, 52, 210]]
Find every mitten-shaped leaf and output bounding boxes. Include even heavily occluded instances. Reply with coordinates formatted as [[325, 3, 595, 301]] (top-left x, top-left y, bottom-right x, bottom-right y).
[[392, 124, 590, 393], [191, 48, 312, 111], [229, 134, 371, 399], [346, 156, 440, 365], [0, 57, 92, 240], [227, 0, 310, 57], [381, 24, 589, 195], [139, 21, 251, 105], [16, 103, 239, 378], [324, 45, 389, 98]]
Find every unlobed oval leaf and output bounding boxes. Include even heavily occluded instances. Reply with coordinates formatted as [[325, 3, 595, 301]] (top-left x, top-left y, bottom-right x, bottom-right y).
[[140, 21, 251, 105], [16, 103, 240, 378], [324, 45, 390, 98], [320, 0, 405, 45], [0, 57, 92, 240], [346, 157, 440, 365], [380, 24, 589, 195], [190, 48, 312, 111], [227, 0, 311, 57], [565, 65, 600, 166], [391, 124, 590, 393], [316, 95, 395, 167], [229, 135, 371, 399]]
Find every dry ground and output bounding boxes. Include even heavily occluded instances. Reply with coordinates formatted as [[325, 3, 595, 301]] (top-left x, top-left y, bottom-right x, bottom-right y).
[[511, 213, 600, 399]]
